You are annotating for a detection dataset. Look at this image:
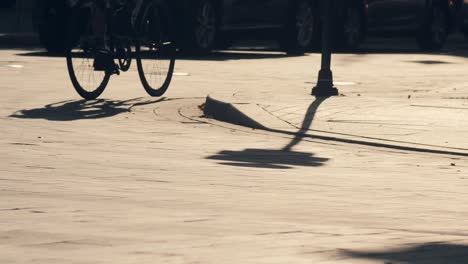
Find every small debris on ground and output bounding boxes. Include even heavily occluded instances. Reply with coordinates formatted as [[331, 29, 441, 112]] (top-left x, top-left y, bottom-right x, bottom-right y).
[[198, 103, 206, 111]]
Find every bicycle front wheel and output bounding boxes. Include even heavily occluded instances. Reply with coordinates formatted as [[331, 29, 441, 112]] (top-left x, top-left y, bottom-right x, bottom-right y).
[[135, 1, 176, 97], [66, 3, 110, 100]]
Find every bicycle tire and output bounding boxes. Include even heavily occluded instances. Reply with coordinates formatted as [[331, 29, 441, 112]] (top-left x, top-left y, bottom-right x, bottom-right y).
[[66, 1, 111, 100], [135, 0, 176, 97]]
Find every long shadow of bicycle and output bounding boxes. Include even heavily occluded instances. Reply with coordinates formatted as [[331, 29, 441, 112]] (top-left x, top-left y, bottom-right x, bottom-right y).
[[10, 97, 166, 121]]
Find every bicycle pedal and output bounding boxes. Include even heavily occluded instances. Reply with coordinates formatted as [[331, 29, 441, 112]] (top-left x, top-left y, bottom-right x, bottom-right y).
[[94, 50, 114, 72], [113, 64, 120, 75]]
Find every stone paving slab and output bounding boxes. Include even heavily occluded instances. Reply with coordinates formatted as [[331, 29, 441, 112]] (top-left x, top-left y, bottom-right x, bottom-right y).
[[2, 47, 468, 263]]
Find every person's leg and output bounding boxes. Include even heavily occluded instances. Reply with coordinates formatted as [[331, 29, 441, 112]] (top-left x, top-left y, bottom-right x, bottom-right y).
[[92, 0, 107, 49], [92, 0, 116, 73]]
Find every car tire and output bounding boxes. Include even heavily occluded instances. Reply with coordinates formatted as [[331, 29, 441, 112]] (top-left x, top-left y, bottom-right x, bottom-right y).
[[215, 35, 234, 50], [417, 5, 449, 52], [335, 3, 365, 51], [35, 1, 70, 54], [279, 0, 317, 55], [181, 0, 218, 54]]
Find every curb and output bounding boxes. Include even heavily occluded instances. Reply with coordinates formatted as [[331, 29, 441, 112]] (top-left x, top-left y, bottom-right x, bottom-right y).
[[203, 96, 265, 129]]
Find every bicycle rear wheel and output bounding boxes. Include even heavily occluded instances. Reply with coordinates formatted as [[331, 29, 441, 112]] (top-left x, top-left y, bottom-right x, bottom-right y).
[[66, 3, 110, 100], [135, 1, 176, 97]]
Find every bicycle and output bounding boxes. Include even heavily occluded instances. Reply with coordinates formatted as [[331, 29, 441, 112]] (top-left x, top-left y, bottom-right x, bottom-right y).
[[66, 0, 176, 100]]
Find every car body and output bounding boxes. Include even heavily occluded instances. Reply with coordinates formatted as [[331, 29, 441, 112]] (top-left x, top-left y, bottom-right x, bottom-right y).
[[459, 0, 468, 37], [10, 0, 465, 53], [30, 0, 321, 54], [366, 0, 461, 34], [172, 1, 291, 32], [167, 0, 321, 54], [1, 0, 37, 34], [343, 0, 463, 51], [0, 0, 16, 8]]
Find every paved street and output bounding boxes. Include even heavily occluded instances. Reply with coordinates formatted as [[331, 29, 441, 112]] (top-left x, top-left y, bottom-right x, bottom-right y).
[[1, 36, 468, 263]]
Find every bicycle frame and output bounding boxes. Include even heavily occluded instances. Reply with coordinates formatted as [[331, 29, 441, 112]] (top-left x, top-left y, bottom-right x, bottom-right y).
[[66, 0, 176, 100]]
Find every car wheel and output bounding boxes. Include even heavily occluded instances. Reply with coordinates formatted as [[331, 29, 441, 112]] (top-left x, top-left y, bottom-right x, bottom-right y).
[[215, 35, 234, 50], [279, 0, 317, 55], [417, 6, 449, 52], [336, 4, 364, 51], [183, 0, 217, 54]]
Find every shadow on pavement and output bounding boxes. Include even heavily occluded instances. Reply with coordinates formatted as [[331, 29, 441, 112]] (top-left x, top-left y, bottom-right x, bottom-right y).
[[207, 97, 330, 169], [283, 97, 328, 151], [14, 50, 67, 57], [11, 34, 468, 60], [261, 97, 468, 157], [180, 51, 302, 61], [344, 35, 468, 59], [341, 242, 468, 264], [15, 49, 301, 61], [10, 97, 165, 121], [207, 149, 328, 169]]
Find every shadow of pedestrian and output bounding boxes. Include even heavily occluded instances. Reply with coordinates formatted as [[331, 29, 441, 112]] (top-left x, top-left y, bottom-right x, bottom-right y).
[[340, 242, 468, 264], [206, 97, 330, 169], [10, 97, 166, 121]]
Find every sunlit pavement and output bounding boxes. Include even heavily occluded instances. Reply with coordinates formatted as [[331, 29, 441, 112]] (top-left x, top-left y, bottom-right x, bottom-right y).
[[1, 35, 468, 263]]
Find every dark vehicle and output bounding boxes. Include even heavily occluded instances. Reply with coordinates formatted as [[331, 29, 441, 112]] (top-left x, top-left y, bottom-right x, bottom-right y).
[[0, 0, 17, 34], [0, 0, 16, 8], [34, 0, 321, 55], [460, 0, 468, 38], [18, 0, 466, 53], [339, 0, 463, 51], [169, 0, 319, 54], [1, 0, 39, 36], [34, 0, 71, 53]]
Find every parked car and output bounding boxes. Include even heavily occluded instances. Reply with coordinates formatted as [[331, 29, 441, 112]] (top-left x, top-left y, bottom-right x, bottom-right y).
[[169, 0, 321, 54], [27, 0, 467, 54], [33, 0, 71, 53], [338, 0, 463, 51], [460, 0, 468, 38], [0, 0, 16, 8], [34, 0, 324, 55]]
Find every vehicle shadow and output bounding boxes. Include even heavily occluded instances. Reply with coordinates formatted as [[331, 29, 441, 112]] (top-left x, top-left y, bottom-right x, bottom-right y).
[[14, 49, 302, 61], [206, 97, 330, 169], [345, 35, 468, 58], [14, 42, 468, 62], [10, 97, 165, 121], [179, 50, 303, 61], [340, 242, 468, 264]]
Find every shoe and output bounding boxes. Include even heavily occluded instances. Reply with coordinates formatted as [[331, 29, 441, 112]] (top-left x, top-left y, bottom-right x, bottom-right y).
[[93, 50, 114, 72]]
